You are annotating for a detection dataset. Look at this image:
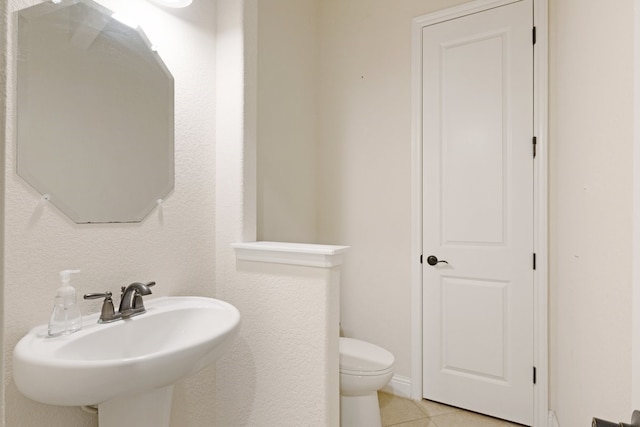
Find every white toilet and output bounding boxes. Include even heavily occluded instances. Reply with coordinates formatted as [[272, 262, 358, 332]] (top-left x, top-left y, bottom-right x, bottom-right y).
[[339, 337, 395, 427]]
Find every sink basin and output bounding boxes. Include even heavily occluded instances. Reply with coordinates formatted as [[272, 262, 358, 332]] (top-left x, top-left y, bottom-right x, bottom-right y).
[[13, 296, 240, 411]]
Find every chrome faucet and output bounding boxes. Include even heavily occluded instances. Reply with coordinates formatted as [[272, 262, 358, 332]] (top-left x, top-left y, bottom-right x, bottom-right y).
[[119, 282, 155, 318], [84, 281, 155, 323]]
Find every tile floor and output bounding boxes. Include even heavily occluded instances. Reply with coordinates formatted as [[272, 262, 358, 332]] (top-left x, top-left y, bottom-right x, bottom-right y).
[[378, 392, 526, 427]]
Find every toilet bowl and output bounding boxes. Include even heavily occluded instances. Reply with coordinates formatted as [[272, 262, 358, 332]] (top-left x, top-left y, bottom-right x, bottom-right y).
[[339, 337, 394, 427]]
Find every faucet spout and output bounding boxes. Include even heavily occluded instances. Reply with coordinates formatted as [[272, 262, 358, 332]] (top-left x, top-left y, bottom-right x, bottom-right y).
[[119, 281, 155, 318]]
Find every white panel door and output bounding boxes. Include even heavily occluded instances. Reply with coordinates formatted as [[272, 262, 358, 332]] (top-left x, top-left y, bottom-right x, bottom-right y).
[[422, 1, 534, 425]]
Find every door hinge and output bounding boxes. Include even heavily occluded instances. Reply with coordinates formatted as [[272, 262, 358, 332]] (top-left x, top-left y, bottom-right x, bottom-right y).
[[420, 254, 423, 264], [532, 26, 537, 45], [533, 367, 537, 384], [532, 136, 537, 158], [533, 253, 536, 270]]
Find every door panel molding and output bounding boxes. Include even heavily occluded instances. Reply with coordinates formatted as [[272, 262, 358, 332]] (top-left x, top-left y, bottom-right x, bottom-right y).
[[410, 0, 548, 425]]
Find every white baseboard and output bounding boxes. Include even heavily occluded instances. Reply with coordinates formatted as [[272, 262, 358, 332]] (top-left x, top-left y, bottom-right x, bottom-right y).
[[381, 375, 412, 399], [548, 411, 559, 427]]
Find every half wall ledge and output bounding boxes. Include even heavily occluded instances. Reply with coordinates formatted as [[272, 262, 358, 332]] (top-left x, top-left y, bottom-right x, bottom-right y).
[[231, 241, 350, 268]]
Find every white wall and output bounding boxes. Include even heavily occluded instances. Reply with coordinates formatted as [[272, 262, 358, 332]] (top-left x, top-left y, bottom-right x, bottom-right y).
[[2, 0, 217, 425], [257, 0, 319, 243], [316, 0, 470, 381], [3, 0, 637, 425], [0, 1, 6, 424], [215, 261, 341, 426], [550, 0, 634, 425], [315, 0, 636, 424]]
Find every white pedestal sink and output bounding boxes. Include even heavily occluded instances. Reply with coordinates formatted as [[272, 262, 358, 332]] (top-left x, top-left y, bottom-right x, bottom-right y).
[[13, 296, 240, 427]]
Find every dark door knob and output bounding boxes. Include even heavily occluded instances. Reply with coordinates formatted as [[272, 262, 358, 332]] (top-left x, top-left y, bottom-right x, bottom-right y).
[[426, 255, 448, 266]]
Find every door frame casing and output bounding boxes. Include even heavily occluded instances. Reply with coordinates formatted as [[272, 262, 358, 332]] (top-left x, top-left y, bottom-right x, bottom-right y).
[[410, 0, 549, 425]]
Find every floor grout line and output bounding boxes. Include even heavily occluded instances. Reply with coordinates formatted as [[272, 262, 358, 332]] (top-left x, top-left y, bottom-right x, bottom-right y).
[[382, 398, 431, 426], [380, 392, 520, 427]]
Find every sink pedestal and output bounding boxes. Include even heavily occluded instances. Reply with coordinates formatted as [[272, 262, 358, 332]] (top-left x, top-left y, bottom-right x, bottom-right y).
[[98, 386, 174, 427]]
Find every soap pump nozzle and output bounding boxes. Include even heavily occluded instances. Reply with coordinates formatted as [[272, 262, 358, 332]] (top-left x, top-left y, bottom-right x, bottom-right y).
[[60, 269, 80, 286]]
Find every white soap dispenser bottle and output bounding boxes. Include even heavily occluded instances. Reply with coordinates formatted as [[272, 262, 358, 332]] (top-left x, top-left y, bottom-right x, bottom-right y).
[[48, 269, 83, 337]]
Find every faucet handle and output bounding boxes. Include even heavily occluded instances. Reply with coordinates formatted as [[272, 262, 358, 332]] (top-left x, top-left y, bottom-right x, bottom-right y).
[[83, 291, 121, 323], [84, 291, 113, 301]]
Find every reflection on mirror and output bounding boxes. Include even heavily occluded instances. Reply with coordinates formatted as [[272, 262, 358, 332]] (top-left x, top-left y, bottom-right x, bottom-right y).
[[17, 0, 174, 223]]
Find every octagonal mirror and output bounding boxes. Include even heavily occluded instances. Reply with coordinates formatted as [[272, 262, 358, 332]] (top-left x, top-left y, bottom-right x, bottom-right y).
[[16, 0, 174, 223]]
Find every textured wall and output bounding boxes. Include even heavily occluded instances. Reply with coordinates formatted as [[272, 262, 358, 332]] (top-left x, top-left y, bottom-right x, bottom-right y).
[[215, 262, 340, 426], [2, 0, 217, 425]]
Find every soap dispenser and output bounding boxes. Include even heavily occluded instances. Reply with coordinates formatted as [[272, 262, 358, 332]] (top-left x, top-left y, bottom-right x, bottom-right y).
[[48, 269, 83, 337]]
